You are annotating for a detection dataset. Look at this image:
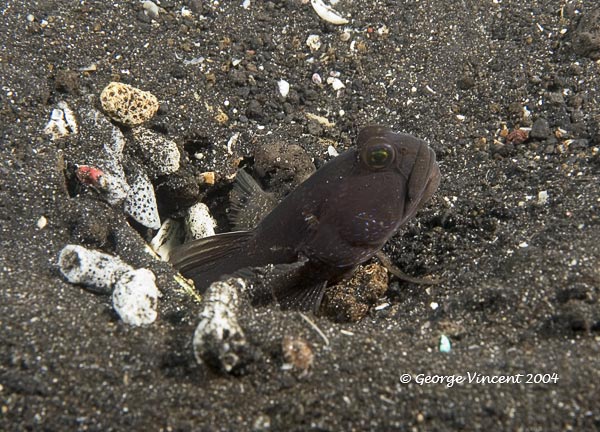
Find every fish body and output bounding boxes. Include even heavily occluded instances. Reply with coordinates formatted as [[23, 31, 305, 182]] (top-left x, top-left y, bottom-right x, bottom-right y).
[[170, 126, 441, 310]]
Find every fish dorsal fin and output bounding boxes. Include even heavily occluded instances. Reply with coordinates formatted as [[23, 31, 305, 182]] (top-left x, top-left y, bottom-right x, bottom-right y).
[[229, 170, 278, 231]]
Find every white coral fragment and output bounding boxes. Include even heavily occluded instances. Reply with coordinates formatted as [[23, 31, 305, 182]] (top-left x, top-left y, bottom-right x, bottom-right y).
[[58, 245, 129, 294], [185, 202, 216, 241], [58, 244, 160, 326], [193, 278, 248, 372], [124, 172, 161, 230]]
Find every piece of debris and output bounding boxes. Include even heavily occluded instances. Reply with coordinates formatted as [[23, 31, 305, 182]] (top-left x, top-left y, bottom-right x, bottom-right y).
[[112, 268, 160, 326], [43, 101, 78, 140], [277, 79, 290, 98], [282, 335, 314, 374], [439, 334, 451, 353], [76, 165, 130, 206], [192, 278, 251, 373], [58, 244, 160, 326], [100, 82, 159, 126], [320, 263, 389, 322]]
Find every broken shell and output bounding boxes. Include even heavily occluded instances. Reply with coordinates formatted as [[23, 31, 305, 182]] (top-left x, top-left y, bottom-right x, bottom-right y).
[[132, 128, 181, 178], [124, 172, 160, 229], [150, 218, 185, 261], [112, 268, 160, 326], [58, 244, 129, 294], [100, 82, 159, 127], [185, 202, 217, 241], [310, 0, 349, 25], [44, 101, 78, 140]]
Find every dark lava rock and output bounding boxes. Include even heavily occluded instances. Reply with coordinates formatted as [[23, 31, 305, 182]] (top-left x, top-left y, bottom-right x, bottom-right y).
[[530, 118, 551, 139], [254, 136, 315, 197], [572, 7, 600, 59]]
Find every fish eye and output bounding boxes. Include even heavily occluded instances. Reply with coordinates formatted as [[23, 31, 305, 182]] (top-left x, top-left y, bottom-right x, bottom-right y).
[[361, 142, 395, 170]]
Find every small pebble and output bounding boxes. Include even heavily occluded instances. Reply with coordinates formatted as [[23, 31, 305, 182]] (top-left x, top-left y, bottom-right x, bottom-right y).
[[36, 216, 48, 229], [439, 335, 451, 353], [278, 79, 290, 98], [100, 82, 159, 127]]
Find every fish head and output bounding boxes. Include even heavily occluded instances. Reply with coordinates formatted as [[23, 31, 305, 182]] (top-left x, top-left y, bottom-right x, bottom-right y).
[[356, 125, 441, 222]]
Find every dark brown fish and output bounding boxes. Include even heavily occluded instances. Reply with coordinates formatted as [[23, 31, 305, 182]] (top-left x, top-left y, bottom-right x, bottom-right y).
[[170, 125, 441, 310]]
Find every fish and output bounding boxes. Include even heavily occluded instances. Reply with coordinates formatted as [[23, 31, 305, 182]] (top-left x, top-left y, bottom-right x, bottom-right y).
[[170, 125, 441, 311]]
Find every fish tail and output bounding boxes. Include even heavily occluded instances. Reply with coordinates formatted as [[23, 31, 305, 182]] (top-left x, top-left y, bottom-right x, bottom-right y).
[[169, 231, 256, 292]]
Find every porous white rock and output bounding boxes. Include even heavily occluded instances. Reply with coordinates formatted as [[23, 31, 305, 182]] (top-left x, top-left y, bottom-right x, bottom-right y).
[[112, 268, 160, 326], [58, 244, 160, 326], [100, 82, 159, 127], [58, 245, 129, 294]]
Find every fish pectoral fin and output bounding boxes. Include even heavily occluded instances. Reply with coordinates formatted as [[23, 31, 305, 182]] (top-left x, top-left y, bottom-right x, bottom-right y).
[[375, 251, 443, 285], [235, 257, 327, 313], [274, 280, 328, 314], [229, 169, 278, 230]]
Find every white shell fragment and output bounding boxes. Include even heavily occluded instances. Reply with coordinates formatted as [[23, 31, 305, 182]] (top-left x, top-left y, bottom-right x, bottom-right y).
[[100, 82, 159, 127], [306, 34, 322, 51], [58, 245, 130, 294], [193, 278, 248, 373], [327, 76, 346, 91], [142, 1, 160, 19], [310, 0, 349, 25], [186, 202, 217, 241], [277, 79, 290, 98], [112, 268, 159, 326], [132, 128, 181, 177], [44, 101, 78, 140], [124, 172, 161, 230], [150, 218, 185, 261], [58, 244, 160, 326]]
